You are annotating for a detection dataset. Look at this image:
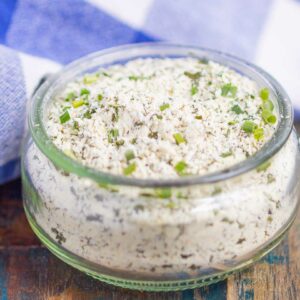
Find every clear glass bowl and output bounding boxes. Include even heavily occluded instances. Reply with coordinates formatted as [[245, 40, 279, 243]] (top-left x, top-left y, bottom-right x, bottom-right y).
[[22, 43, 300, 291]]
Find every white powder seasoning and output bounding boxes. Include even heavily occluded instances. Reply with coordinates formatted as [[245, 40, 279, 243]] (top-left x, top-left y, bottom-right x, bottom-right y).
[[45, 58, 277, 179], [26, 58, 299, 277]]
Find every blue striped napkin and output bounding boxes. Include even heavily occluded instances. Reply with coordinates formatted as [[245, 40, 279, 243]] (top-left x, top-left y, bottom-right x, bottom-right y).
[[1, 0, 299, 184]]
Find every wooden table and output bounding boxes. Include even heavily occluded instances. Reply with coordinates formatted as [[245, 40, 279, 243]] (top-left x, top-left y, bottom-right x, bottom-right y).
[[1, 146, 300, 300]]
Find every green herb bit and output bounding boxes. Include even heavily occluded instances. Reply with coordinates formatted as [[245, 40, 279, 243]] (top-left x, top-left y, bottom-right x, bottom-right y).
[[173, 133, 186, 145], [191, 84, 198, 96], [195, 115, 203, 120], [97, 94, 103, 101], [83, 109, 96, 119], [72, 99, 85, 108], [73, 121, 79, 130], [129, 75, 139, 81], [174, 161, 187, 176], [212, 187, 222, 195], [116, 139, 125, 147], [228, 120, 237, 125], [176, 192, 189, 200], [125, 150, 135, 162], [80, 88, 90, 96], [155, 188, 172, 199], [253, 127, 264, 141], [221, 217, 234, 224], [108, 128, 119, 143], [83, 74, 98, 85], [262, 109, 277, 124], [257, 161, 271, 172], [134, 121, 144, 127], [59, 110, 71, 124], [160, 103, 170, 111], [165, 201, 176, 209], [184, 71, 201, 80], [220, 151, 233, 158], [130, 138, 137, 144], [262, 99, 274, 111], [231, 104, 243, 114], [112, 113, 118, 122], [148, 131, 158, 139], [123, 163, 136, 176], [242, 120, 257, 133], [221, 83, 237, 97], [65, 92, 76, 102], [267, 173, 276, 184], [259, 88, 269, 100], [198, 58, 209, 64], [98, 182, 118, 193], [139, 192, 155, 198], [110, 105, 119, 122], [250, 94, 255, 99], [156, 114, 163, 120]]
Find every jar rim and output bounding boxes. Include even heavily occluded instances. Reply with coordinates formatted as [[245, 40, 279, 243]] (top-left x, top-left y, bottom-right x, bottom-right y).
[[29, 42, 294, 188]]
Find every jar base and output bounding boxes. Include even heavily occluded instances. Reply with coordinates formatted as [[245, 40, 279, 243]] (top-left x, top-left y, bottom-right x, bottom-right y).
[[24, 206, 290, 292]]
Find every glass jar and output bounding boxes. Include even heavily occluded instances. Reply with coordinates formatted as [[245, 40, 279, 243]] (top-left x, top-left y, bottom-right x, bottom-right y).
[[22, 43, 300, 291]]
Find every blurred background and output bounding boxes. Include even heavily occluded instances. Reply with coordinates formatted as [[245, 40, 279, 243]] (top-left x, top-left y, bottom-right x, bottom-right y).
[[0, 0, 300, 184]]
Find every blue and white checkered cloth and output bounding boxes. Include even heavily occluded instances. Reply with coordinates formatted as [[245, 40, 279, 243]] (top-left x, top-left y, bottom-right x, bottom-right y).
[[1, 0, 300, 184]]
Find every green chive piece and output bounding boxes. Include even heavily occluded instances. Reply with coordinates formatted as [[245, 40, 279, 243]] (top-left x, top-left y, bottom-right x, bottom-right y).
[[160, 103, 170, 111], [184, 71, 201, 80], [191, 85, 198, 96], [65, 92, 76, 102], [174, 161, 187, 176], [83, 74, 98, 85], [59, 110, 71, 124], [253, 127, 264, 141], [108, 128, 119, 143], [231, 104, 243, 114], [257, 161, 271, 172], [155, 188, 172, 199], [173, 133, 186, 145], [262, 100, 274, 111], [262, 109, 277, 124], [195, 115, 203, 120], [228, 120, 237, 125], [220, 151, 233, 158], [221, 83, 237, 97], [72, 99, 85, 108], [80, 88, 90, 96], [242, 120, 257, 133], [259, 88, 269, 100], [125, 150, 135, 162], [97, 94, 103, 101], [123, 163, 136, 176], [156, 114, 163, 120]]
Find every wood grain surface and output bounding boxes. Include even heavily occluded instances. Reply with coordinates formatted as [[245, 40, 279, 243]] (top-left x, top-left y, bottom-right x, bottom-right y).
[[1, 135, 300, 300]]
